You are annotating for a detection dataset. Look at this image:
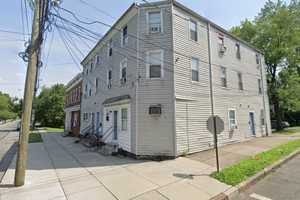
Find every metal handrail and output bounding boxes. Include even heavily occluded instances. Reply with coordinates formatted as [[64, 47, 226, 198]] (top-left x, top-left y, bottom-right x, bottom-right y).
[[101, 126, 113, 142]]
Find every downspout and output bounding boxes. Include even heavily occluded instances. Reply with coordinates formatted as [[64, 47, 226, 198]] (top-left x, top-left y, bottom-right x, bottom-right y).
[[170, 0, 177, 158], [135, 3, 140, 155], [259, 56, 269, 136]]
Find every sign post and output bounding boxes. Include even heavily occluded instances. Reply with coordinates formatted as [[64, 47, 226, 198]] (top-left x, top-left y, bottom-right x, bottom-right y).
[[207, 115, 224, 172]]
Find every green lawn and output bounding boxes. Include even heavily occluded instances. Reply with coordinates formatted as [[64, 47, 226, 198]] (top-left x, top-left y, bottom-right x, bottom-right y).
[[273, 126, 300, 135], [211, 138, 300, 186], [29, 133, 43, 143], [44, 127, 64, 133]]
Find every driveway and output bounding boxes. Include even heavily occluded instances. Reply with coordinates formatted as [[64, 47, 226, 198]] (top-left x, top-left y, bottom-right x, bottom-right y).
[[188, 133, 300, 169], [0, 133, 229, 200]]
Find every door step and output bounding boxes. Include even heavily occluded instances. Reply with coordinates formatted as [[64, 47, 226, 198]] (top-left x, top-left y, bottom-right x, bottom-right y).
[[97, 143, 118, 156]]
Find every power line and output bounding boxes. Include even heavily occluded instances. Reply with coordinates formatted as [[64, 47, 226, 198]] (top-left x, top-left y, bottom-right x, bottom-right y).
[[55, 6, 264, 80], [0, 29, 30, 35], [52, 10, 266, 96]]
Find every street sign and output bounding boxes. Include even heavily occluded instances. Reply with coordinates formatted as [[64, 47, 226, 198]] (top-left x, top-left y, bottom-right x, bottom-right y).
[[207, 115, 224, 134]]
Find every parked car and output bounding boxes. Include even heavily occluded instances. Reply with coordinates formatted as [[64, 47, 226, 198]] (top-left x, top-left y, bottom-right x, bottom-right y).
[[271, 120, 290, 129]]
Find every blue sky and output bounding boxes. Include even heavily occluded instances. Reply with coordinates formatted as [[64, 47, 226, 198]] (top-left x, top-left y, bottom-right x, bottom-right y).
[[0, 0, 289, 98]]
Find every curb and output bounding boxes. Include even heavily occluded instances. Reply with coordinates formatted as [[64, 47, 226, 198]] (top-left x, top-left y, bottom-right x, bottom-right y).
[[210, 148, 300, 200]]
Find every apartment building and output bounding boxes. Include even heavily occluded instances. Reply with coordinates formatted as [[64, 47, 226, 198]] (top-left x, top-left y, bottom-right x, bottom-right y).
[[80, 0, 271, 157], [64, 73, 82, 136]]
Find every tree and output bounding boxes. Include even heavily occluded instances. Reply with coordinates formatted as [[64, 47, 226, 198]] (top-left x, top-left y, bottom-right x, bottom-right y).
[[35, 84, 65, 128], [230, 0, 300, 130], [0, 92, 18, 121]]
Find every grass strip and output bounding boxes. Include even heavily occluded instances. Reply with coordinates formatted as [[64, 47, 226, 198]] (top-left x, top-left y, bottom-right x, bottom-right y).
[[29, 133, 43, 143], [273, 127, 300, 135], [211, 138, 300, 186], [44, 127, 64, 133]]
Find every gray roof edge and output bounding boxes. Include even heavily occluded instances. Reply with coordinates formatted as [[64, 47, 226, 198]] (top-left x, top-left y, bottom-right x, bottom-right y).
[[81, 3, 137, 66]]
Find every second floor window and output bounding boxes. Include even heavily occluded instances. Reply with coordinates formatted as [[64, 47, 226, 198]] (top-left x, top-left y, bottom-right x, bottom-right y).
[[122, 25, 128, 46], [120, 59, 127, 84], [148, 50, 163, 78], [258, 79, 262, 94], [220, 66, 227, 87], [107, 70, 112, 89], [190, 19, 198, 42], [149, 11, 161, 33], [237, 72, 243, 90], [229, 109, 237, 129], [90, 62, 94, 72], [256, 54, 260, 65], [191, 57, 199, 81], [96, 55, 101, 65], [95, 78, 99, 90]]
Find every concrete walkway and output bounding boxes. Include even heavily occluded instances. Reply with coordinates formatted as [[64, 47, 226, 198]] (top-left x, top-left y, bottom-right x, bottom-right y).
[[0, 133, 229, 200], [188, 133, 300, 170]]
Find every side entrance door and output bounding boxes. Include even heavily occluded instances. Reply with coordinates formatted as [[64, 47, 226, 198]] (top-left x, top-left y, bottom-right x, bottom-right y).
[[249, 112, 256, 136], [113, 111, 118, 140]]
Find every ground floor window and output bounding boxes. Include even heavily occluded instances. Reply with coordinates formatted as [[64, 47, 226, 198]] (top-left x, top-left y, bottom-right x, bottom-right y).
[[121, 108, 128, 131], [260, 109, 265, 126], [229, 109, 237, 129]]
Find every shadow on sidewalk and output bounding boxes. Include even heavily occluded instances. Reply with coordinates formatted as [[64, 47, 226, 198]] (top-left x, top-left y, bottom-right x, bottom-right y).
[[0, 142, 18, 183]]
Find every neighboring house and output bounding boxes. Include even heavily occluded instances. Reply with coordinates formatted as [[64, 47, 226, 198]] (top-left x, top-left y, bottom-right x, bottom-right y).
[[80, 0, 271, 158], [64, 73, 82, 137]]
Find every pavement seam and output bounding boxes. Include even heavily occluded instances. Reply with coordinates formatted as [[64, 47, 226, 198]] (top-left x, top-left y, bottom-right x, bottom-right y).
[[42, 135, 70, 200], [49, 134, 120, 200]]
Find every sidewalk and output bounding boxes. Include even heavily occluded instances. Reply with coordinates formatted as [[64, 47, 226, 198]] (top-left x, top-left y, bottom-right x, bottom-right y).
[[0, 133, 229, 200], [188, 133, 300, 169]]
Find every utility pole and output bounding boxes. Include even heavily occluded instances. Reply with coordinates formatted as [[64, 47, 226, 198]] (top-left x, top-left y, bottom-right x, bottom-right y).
[[15, 0, 49, 186]]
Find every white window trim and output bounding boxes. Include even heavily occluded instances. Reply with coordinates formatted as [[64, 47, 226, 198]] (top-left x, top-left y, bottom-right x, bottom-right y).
[[146, 50, 164, 79], [120, 58, 127, 80], [146, 9, 164, 34], [228, 109, 237, 130], [189, 18, 198, 42], [191, 57, 200, 82]]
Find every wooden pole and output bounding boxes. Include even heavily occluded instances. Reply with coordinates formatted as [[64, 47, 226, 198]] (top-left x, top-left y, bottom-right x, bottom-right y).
[[14, 0, 46, 186]]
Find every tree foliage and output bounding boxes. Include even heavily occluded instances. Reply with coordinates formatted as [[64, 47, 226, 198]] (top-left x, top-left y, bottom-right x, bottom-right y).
[[230, 0, 300, 129], [35, 84, 65, 128], [0, 92, 19, 120]]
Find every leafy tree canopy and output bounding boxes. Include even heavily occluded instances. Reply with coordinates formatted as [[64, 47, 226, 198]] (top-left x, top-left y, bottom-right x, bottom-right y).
[[230, 0, 300, 129], [35, 84, 65, 128]]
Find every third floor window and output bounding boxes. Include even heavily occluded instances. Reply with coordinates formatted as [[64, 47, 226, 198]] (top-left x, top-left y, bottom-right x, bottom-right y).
[[190, 19, 198, 42], [149, 11, 162, 33]]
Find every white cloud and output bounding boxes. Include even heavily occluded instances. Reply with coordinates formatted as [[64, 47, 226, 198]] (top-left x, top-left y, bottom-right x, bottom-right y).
[[16, 73, 25, 77]]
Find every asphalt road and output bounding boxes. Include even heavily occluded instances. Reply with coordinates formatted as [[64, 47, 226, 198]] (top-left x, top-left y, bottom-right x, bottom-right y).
[[234, 154, 300, 200], [0, 121, 19, 182]]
